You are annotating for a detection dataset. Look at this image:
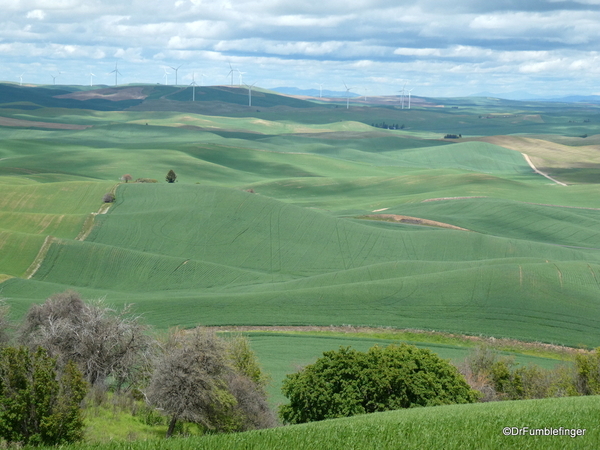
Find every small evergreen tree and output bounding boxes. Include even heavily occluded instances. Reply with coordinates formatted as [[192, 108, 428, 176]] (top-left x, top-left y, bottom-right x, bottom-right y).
[[166, 170, 177, 183], [0, 347, 87, 446]]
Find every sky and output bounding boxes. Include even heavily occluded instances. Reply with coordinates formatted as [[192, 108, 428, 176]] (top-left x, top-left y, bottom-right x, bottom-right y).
[[1, 0, 600, 97]]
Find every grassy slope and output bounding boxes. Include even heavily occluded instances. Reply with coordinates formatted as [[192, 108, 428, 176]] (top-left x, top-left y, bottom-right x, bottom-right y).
[[51, 396, 600, 449], [0, 181, 114, 277], [1, 88, 600, 346], [3, 183, 599, 347]]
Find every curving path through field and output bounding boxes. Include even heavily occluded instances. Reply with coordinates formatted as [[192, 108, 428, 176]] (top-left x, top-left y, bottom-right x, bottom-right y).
[[522, 153, 568, 186]]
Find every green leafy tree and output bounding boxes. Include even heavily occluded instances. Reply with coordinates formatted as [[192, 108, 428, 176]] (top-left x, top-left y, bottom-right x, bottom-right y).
[[0, 347, 87, 446], [166, 169, 177, 183], [280, 343, 479, 424]]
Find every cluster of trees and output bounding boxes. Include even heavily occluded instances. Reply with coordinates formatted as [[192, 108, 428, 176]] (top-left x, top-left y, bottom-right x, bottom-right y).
[[279, 342, 600, 425], [444, 134, 462, 139], [371, 122, 404, 130], [0, 292, 274, 446]]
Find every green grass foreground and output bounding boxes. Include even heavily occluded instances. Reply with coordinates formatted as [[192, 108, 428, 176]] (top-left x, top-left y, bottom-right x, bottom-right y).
[[56, 396, 599, 450]]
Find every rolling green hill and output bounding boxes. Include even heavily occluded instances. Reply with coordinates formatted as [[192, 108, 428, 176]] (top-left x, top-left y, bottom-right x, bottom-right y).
[[1, 84, 600, 349]]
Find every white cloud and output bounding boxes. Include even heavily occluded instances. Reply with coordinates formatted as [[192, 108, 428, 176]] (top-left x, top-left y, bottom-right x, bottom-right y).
[[26, 9, 46, 20]]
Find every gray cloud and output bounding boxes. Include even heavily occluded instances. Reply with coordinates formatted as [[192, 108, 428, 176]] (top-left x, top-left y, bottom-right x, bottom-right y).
[[1, 0, 600, 96]]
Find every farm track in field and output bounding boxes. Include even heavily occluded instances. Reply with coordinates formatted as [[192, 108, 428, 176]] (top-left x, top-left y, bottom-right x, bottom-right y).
[[522, 153, 568, 186]]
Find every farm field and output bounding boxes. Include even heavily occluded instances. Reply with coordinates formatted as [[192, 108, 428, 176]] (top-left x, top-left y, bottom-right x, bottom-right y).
[[45, 395, 600, 449], [1, 83, 600, 420]]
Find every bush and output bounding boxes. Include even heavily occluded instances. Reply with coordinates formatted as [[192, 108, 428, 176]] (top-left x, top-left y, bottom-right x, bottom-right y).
[[102, 192, 115, 203], [575, 348, 600, 395], [19, 291, 152, 390], [279, 344, 478, 424], [0, 346, 87, 446], [458, 345, 577, 401], [146, 329, 274, 437], [135, 178, 158, 183]]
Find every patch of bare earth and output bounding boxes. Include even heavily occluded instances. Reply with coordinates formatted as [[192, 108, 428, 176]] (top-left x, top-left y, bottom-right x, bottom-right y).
[[359, 214, 470, 231], [55, 87, 148, 101], [0, 117, 90, 130]]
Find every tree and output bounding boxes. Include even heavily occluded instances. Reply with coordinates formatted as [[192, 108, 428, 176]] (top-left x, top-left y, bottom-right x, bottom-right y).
[[102, 192, 115, 203], [19, 291, 152, 390], [146, 329, 273, 437], [120, 174, 133, 183], [279, 343, 479, 424], [166, 170, 177, 183], [0, 346, 87, 446], [0, 301, 11, 347]]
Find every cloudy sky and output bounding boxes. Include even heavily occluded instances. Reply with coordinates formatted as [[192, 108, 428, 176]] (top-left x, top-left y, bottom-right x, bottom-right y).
[[2, 0, 600, 97]]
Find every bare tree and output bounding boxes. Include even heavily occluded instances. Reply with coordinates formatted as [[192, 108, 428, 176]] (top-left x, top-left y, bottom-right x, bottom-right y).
[[146, 329, 274, 437], [19, 291, 152, 390]]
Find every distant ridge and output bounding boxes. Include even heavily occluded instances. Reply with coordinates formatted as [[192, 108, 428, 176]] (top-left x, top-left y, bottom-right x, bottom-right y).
[[470, 90, 600, 103], [271, 86, 361, 98]]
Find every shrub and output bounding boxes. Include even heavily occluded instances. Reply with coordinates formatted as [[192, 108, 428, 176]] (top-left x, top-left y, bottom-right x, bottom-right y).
[[19, 291, 152, 390], [102, 192, 115, 203], [0, 346, 87, 446], [279, 344, 478, 424], [146, 329, 274, 437], [458, 345, 577, 401], [575, 348, 600, 395], [135, 178, 158, 183]]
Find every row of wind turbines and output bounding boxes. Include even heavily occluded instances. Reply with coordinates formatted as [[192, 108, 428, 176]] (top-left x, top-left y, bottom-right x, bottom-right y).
[[20, 61, 415, 109]]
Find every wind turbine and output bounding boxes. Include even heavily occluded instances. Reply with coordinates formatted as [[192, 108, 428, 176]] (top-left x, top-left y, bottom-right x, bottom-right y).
[[363, 87, 368, 102], [237, 69, 246, 86], [227, 62, 235, 86], [51, 73, 59, 85], [89, 72, 96, 87], [190, 72, 198, 101], [245, 82, 257, 107], [110, 63, 121, 86], [163, 68, 170, 85], [19, 74, 24, 86], [318, 83, 323, 98], [408, 89, 413, 109], [343, 82, 352, 109], [170, 64, 183, 86], [399, 82, 407, 109]]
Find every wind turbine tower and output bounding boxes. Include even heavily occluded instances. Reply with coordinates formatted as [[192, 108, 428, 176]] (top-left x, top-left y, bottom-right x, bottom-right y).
[[190, 72, 198, 101], [227, 63, 235, 86], [51, 74, 58, 85], [245, 82, 257, 107], [110, 63, 122, 86], [89, 72, 96, 87], [344, 82, 352, 109], [163, 68, 170, 85], [19, 74, 24, 86], [318, 83, 323, 98], [408, 89, 413, 109], [170, 64, 183, 86], [237, 69, 246, 86]]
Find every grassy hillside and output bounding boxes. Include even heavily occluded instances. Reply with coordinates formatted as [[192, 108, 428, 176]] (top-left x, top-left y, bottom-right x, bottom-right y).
[[1, 85, 600, 354], [48, 396, 600, 449], [2, 184, 599, 347]]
